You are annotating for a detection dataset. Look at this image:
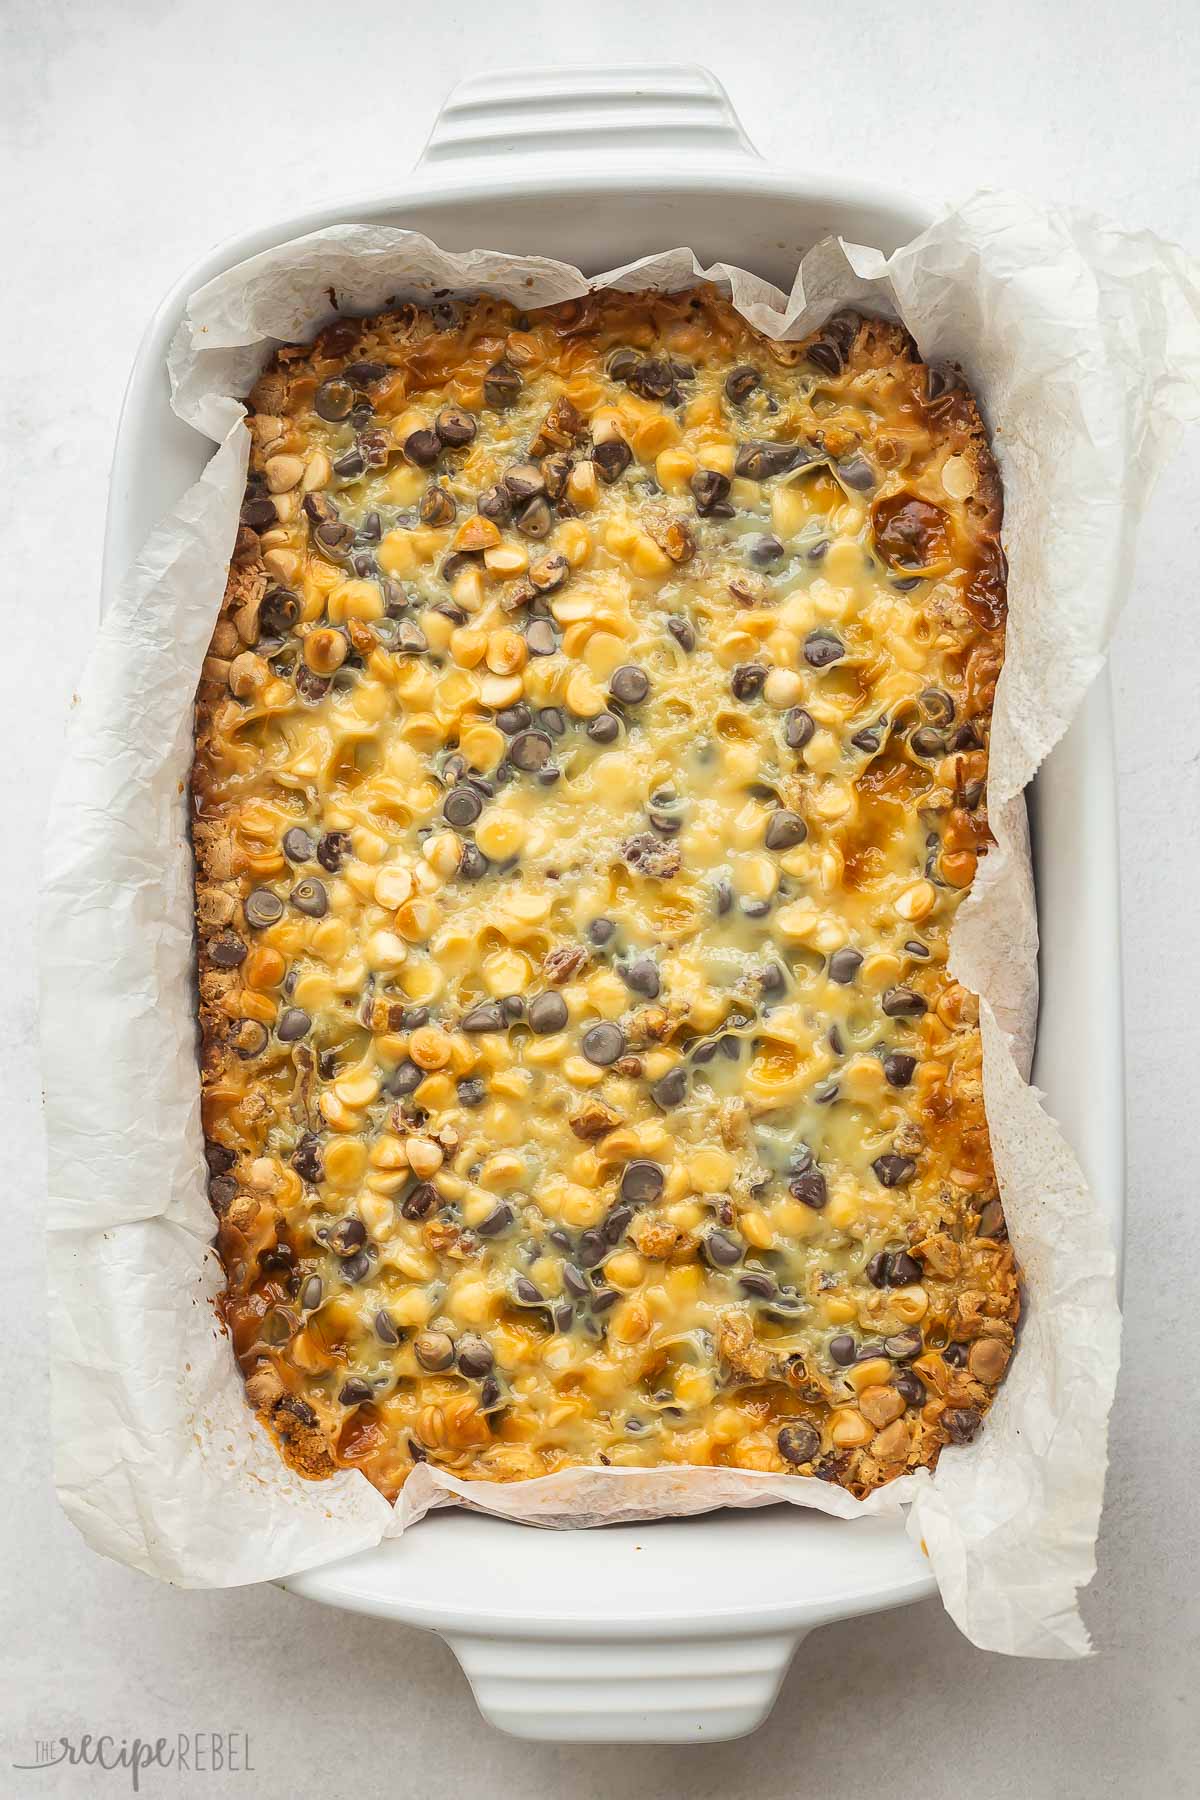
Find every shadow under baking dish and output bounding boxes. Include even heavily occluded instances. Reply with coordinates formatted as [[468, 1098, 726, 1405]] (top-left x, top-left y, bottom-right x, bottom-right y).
[[103, 63, 1125, 1743]]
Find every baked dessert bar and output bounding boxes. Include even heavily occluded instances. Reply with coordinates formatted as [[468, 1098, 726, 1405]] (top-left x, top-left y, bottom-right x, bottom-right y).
[[193, 286, 1018, 1501]]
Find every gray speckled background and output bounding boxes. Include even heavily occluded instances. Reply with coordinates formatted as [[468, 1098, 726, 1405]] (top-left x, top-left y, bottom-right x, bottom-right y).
[[3, 3, 1197, 1793]]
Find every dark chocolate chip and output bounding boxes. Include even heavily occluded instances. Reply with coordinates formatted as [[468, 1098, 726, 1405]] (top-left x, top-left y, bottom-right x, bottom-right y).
[[783, 707, 816, 750], [620, 1160, 664, 1204], [277, 1007, 311, 1042], [828, 947, 863, 986], [527, 991, 568, 1035], [609, 665, 650, 705], [872, 1154, 917, 1188], [314, 378, 355, 422], [730, 662, 769, 700], [289, 878, 328, 918], [581, 1022, 624, 1065], [881, 987, 927, 1018], [765, 809, 807, 850], [777, 1422, 820, 1465], [245, 888, 284, 930], [704, 1229, 743, 1268], [788, 1167, 828, 1210], [804, 629, 845, 668], [462, 1001, 505, 1033], [883, 1051, 917, 1088]]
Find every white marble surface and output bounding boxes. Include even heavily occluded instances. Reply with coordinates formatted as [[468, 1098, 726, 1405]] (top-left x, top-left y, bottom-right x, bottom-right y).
[[3, 1, 1198, 1792]]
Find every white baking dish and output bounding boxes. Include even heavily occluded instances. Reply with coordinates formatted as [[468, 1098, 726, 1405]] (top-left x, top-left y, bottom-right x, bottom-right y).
[[102, 65, 1125, 1743]]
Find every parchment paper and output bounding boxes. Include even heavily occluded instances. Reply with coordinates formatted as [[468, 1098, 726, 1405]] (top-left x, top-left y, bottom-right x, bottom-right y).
[[40, 192, 1200, 1656]]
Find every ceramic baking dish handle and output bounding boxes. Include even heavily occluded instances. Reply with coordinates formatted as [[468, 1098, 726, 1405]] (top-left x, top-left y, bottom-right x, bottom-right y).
[[442, 1624, 802, 1743], [417, 65, 761, 171]]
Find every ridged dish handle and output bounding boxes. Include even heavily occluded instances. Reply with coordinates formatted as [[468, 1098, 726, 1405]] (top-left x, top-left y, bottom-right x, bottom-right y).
[[443, 1626, 802, 1743], [418, 65, 760, 171]]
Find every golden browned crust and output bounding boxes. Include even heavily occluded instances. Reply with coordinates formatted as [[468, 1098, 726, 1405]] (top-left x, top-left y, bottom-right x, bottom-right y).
[[193, 287, 1016, 1503]]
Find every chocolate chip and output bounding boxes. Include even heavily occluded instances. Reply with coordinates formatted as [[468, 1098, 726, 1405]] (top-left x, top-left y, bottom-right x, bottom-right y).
[[883, 1051, 917, 1088], [725, 364, 761, 404], [783, 707, 816, 750], [593, 437, 632, 483], [739, 1270, 777, 1299], [462, 1001, 505, 1033], [343, 360, 387, 387], [503, 462, 546, 502], [704, 1230, 743, 1268], [944, 1342, 970, 1368], [829, 1333, 857, 1366], [443, 785, 483, 828], [329, 1217, 366, 1255], [609, 664, 649, 705], [631, 356, 676, 400], [588, 917, 615, 946], [607, 348, 641, 382], [735, 440, 800, 480], [778, 1422, 820, 1466], [804, 629, 845, 668], [338, 1377, 374, 1406], [291, 1135, 323, 1183], [837, 454, 875, 491], [805, 314, 857, 376], [419, 485, 456, 527], [435, 406, 477, 448], [587, 712, 620, 744], [581, 1022, 624, 1065], [208, 930, 246, 968], [508, 730, 553, 772], [649, 1066, 688, 1109], [244, 888, 284, 930], [666, 615, 696, 652], [765, 809, 807, 850], [881, 987, 927, 1018], [690, 468, 733, 516], [851, 722, 886, 754], [893, 1368, 926, 1407], [976, 1198, 1007, 1240], [620, 1160, 664, 1204], [314, 378, 354, 422], [603, 1205, 634, 1244], [828, 947, 863, 986], [260, 588, 300, 635], [386, 1060, 423, 1097], [515, 495, 552, 538], [332, 447, 366, 480], [458, 843, 488, 882], [527, 991, 568, 1035], [290, 878, 328, 917], [457, 1335, 494, 1378], [620, 957, 660, 999], [918, 687, 956, 726], [282, 827, 316, 863], [477, 483, 513, 523], [943, 1406, 982, 1445], [399, 1182, 438, 1221], [788, 1167, 828, 1210], [277, 1007, 311, 1042], [873, 1154, 917, 1188], [313, 831, 351, 875], [476, 1201, 514, 1237], [748, 533, 785, 567], [865, 1251, 891, 1288], [483, 361, 522, 409], [525, 618, 558, 656], [884, 1328, 924, 1360], [577, 1230, 606, 1268], [909, 726, 946, 759], [403, 429, 442, 468], [512, 1276, 542, 1306], [730, 662, 769, 700]]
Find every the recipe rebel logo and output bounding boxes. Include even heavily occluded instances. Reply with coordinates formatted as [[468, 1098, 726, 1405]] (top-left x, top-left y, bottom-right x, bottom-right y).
[[12, 1732, 254, 1790]]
